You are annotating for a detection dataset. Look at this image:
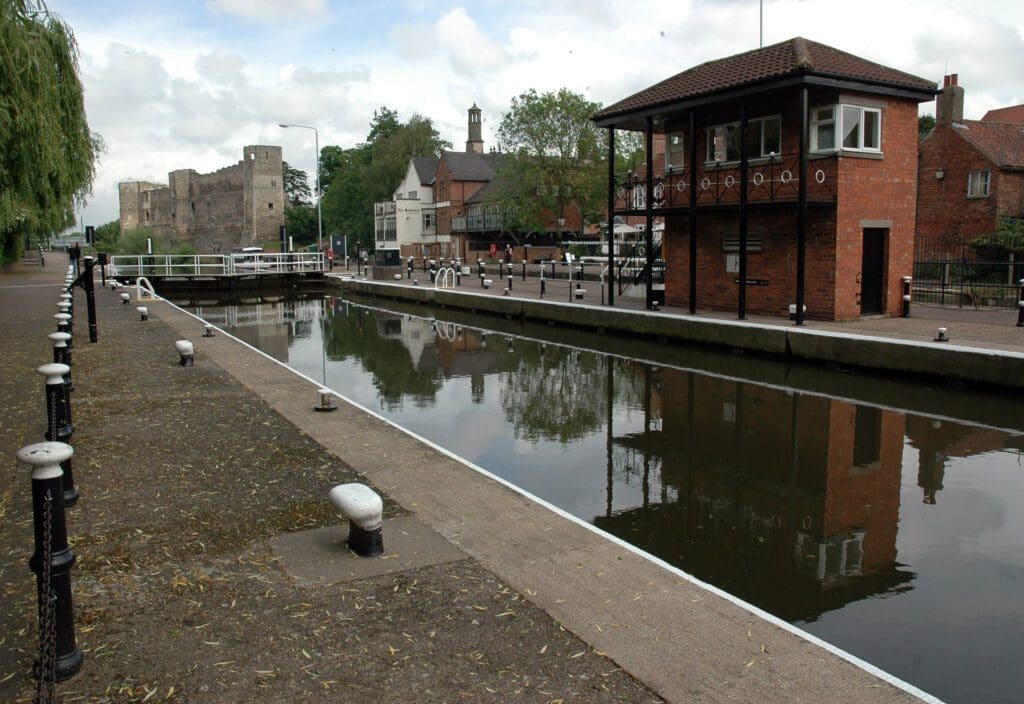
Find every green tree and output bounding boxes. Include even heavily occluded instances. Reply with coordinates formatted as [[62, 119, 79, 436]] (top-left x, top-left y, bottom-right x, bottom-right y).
[[92, 219, 120, 251], [1, 0, 101, 264], [284, 203, 318, 247], [114, 227, 193, 255], [282, 161, 311, 204], [918, 114, 936, 142], [320, 108, 449, 253], [971, 217, 1024, 260], [492, 88, 607, 235]]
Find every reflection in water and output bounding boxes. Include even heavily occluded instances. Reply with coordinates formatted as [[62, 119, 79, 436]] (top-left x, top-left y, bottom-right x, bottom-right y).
[[194, 295, 1024, 704]]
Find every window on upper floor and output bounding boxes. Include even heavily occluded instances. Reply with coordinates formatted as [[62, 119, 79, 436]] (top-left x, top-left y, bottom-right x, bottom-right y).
[[967, 170, 991, 198], [666, 132, 685, 170], [812, 105, 881, 153], [423, 212, 434, 229], [409, 190, 417, 200], [705, 116, 781, 163]]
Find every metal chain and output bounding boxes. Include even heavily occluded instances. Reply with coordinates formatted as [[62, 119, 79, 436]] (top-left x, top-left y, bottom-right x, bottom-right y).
[[34, 490, 57, 704], [47, 388, 57, 441]]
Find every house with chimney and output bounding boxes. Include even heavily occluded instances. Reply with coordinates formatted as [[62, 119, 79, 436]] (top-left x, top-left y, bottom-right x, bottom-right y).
[[917, 75, 1024, 260], [373, 157, 440, 260], [593, 37, 936, 322]]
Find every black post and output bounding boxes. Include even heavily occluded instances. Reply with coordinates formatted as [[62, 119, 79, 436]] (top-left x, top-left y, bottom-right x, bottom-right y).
[[607, 126, 616, 306], [97, 251, 108, 287], [18, 441, 84, 682], [40, 364, 77, 506], [645, 116, 654, 310], [1017, 278, 1024, 327], [902, 276, 912, 318], [689, 110, 698, 314], [522, 260, 526, 281], [738, 99, 749, 321], [795, 87, 808, 326], [49, 332, 73, 393], [81, 256, 97, 343]]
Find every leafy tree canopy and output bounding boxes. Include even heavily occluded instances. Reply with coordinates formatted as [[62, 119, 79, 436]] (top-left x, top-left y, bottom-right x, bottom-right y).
[[320, 107, 449, 252], [92, 219, 120, 252], [971, 217, 1024, 260], [492, 88, 607, 234], [282, 161, 311, 204], [918, 114, 936, 142], [285, 202, 318, 247], [1, 0, 101, 263], [114, 227, 193, 255]]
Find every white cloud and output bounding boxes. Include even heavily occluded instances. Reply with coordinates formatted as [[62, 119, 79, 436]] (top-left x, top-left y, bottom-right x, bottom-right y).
[[206, 0, 328, 24]]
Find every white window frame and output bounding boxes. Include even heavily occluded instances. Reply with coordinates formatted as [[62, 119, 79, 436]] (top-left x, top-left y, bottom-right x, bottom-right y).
[[704, 115, 781, 164], [967, 170, 991, 198], [812, 104, 882, 153], [666, 132, 686, 170]]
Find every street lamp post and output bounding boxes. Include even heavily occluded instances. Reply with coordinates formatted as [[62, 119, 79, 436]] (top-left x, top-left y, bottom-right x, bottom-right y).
[[278, 123, 323, 266]]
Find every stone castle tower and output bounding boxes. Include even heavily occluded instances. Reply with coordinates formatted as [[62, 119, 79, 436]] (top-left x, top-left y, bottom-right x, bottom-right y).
[[118, 145, 285, 252], [466, 104, 484, 154]]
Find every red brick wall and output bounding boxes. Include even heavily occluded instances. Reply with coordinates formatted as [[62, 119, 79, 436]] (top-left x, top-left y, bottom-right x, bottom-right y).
[[835, 99, 919, 320], [997, 171, 1024, 223], [917, 125, 999, 257], [661, 91, 921, 321]]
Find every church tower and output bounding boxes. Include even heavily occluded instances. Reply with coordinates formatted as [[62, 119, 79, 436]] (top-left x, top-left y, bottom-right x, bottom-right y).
[[466, 103, 484, 154]]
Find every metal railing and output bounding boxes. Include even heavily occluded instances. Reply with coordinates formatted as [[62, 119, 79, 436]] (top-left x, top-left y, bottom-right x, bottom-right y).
[[913, 260, 1024, 309], [109, 253, 325, 277]]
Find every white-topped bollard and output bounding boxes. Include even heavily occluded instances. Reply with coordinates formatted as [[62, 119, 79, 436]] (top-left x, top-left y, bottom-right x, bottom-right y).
[[314, 387, 337, 412], [174, 339, 194, 366], [136, 305, 148, 321], [202, 323, 215, 337], [329, 483, 384, 556], [120, 292, 130, 305], [934, 327, 949, 342], [17, 441, 84, 681]]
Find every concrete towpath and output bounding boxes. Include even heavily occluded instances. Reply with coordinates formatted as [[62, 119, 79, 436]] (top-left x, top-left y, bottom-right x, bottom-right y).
[[1, 261, 943, 703]]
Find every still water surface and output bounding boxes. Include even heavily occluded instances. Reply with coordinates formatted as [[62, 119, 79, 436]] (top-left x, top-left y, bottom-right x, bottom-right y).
[[190, 294, 1024, 704]]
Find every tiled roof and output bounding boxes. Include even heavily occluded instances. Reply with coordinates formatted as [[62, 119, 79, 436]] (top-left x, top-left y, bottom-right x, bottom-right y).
[[595, 37, 936, 121], [412, 157, 439, 185], [442, 151, 506, 181], [954, 120, 1024, 169], [981, 104, 1024, 125]]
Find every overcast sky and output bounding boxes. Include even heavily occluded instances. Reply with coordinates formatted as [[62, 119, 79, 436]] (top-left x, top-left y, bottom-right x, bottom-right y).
[[46, 0, 1024, 230]]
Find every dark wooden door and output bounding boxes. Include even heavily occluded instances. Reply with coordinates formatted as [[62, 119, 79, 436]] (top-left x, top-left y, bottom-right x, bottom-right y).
[[860, 228, 886, 315]]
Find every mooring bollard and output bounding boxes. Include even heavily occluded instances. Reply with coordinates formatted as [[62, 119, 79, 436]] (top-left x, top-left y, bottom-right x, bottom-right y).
[[174, 340, 194, 367], [48, 332, 73, 392], [37, 364, 77, 506], [902, 276, 912, 318], [1017, 279, 1024, 327], [136, 306, 148, 321], [119, 292, 130, 305], [934, 327, 949, 342], [314, 387, 337, 412], [507, 272, 513, 291], [17, 441, 84, 683], [329, 483, 384, 556], [202, 323, 216, 337], [522, 259, 527, 281], [54, 311, 72, 340]]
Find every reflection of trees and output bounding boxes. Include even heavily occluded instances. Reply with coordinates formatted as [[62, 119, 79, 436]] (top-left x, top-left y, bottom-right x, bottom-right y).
[[321, 310, 442, 407], [500, 348, 646, 444]]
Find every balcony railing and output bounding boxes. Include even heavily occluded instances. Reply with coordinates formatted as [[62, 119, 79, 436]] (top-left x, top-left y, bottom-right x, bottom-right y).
[[613, 152, 837, 213]]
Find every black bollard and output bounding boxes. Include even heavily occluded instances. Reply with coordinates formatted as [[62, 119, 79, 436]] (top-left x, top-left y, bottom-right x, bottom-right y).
[[407, 258, 413, 279], [17, 441, 84, 683], [901, 276, 912, 318], [82, 257, 98, 343], [522, 260, 527, 281], [38, 364, 77, 506], [507, 273, 513, 291]]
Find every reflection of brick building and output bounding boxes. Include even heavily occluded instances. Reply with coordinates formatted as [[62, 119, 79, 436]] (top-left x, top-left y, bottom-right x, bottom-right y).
[[118, 145, 285, 253], [597, 368, 909, 620]]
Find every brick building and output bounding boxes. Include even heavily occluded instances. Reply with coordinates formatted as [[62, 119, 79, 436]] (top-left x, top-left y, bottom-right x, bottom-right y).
[[118, 145, 285, 253], [593, 38, 936, 321], [916, 75, 1024, 259]]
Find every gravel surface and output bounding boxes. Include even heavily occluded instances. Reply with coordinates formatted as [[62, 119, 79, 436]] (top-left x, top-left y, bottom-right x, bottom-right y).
[[0, 263, 662, 703]]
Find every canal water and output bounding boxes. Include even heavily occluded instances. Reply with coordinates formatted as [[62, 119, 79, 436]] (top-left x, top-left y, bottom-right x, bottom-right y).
[[187, 293, 1024, 704]]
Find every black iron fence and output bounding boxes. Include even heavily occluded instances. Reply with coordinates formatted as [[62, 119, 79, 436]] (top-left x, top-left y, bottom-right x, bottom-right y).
[[912, 259, 1023, 309]]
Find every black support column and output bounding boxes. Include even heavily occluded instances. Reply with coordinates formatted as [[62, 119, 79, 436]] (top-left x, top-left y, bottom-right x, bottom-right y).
[[645, 116, 654, 310], [607, 127, 616, 307], [738, 99, 749, 320], [688, 110, 698, 314], [796, 87, 808, 326]]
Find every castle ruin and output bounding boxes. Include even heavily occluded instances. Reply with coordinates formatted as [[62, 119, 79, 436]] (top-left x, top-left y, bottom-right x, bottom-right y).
[[118, 145, 285, 252]]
